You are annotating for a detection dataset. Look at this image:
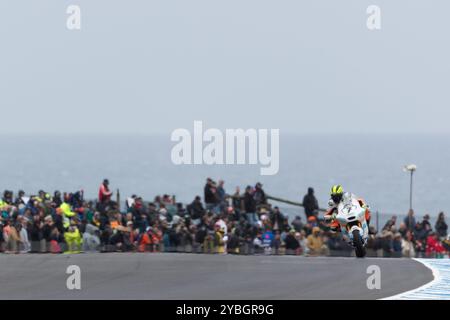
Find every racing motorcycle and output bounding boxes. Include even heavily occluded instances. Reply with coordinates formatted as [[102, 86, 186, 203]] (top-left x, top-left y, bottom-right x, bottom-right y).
[[335, 193, 369, 258]]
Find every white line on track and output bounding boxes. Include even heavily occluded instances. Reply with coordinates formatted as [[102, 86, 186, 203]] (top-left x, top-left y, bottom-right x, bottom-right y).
[[381, 258, 450, 300]]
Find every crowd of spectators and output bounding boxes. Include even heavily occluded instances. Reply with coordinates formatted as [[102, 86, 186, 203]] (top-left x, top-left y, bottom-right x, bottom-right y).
[[0, 178, 448, 258], [368, 210, 449, 258]]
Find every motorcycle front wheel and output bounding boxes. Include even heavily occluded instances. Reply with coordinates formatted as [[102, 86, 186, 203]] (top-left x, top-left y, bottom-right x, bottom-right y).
[[352, 229, 366, 258]]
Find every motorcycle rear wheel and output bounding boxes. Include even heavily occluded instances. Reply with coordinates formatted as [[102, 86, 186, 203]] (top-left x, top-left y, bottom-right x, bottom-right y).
[[352, 229, 366, 258]]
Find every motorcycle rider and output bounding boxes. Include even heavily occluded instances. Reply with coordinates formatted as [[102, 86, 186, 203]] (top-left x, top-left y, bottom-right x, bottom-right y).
[[324, 185, 371, 233]]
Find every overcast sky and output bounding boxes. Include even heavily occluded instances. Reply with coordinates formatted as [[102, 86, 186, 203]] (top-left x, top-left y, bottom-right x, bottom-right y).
[[1, 1, 449, 135]]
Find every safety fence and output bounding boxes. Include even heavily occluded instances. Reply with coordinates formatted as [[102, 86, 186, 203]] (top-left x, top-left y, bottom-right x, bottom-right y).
[[3, 240, 448, 259]]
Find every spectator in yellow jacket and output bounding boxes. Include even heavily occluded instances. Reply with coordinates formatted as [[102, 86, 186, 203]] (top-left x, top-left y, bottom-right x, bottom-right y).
[[64, 224, 82, 253], [60, 202, 76, 229], [307, 227, 328, 256]]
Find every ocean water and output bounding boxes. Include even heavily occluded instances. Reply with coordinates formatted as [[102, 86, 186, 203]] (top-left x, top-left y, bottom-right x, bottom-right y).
[[0, 134, 449, 227]]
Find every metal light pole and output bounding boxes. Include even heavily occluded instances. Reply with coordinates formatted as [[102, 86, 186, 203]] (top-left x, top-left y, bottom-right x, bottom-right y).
[[403, 164, 417, 211]]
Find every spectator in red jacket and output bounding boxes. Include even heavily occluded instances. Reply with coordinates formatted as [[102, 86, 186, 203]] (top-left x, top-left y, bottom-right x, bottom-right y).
[[426, 232, 445, 257], [98, 179, 112, 204]]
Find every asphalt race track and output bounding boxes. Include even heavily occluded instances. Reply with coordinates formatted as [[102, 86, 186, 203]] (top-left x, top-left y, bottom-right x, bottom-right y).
[[0, 253, 433, 300]]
